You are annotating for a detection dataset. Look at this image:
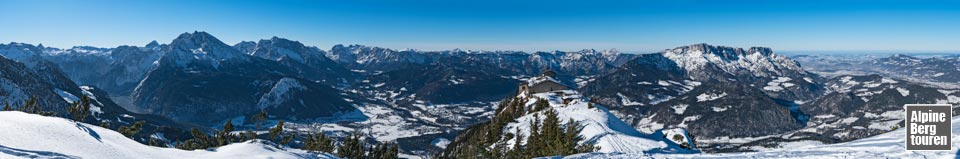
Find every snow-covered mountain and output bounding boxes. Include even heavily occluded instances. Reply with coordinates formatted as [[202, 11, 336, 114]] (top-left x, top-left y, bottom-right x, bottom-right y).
[[0, 45, 202, 144], [0, 111, 337, 159], [440, 75, 697, 157], [242, 37, 356, 86], [42, 44, 162, 96], [504, 90, 694, 154], [8, 33, 958, 157], [327, 44, 636, 80], [0, 43, 87, 96], [327, 44, 430, 72], [580, 44, 821, 144], [661, 44, 808, 79], [131, 31, 356, 125]]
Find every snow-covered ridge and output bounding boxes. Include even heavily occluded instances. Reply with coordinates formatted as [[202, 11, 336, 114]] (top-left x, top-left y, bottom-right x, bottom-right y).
[[564, 116, 960, 158], [661, 43, 805, 78], [0, 111, 336, 159], [164, 31, 252, 69], [505, 89, 695, 154]]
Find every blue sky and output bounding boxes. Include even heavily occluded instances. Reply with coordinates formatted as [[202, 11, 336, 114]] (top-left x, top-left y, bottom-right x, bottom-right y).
[[1, 0, 958, 53]]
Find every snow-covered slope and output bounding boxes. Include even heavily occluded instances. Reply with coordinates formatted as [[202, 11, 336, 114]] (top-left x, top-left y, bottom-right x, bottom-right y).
[[440, 75, 697, 157], [0, 111, 337, 159], [563, 116, 960, 159], [504, 90, 695, 153]]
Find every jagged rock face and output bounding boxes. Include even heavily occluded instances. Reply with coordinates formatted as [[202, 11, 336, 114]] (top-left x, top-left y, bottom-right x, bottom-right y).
[[0, 44, 195, 142], [232, 41, 257, 54], [661, 44, 824, 101], [245, 37, 356, 85], [43, 45, 161, 95], [0, 43, 85, 94], [158, 31, 253, 69], [131, 32, 355, 125], [662, 44, 806, 79], [0, 51, 71, 113]]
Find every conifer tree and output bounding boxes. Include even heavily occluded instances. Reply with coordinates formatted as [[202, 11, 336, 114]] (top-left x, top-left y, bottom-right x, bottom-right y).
[[252, 110, 268, 129], [540, 109, 563, 155], [217, 120, 235, 146], [386, 143, 399, 159], [68, 95, 92, 122], [533, 99, 550, 112], [119, 121, 146, 138], [304, 132, 335, 153], [562, 118, 580, 155], [280, 133, 296, 146], [223, 120, 234, 132], [269, 120, 285, 142], [2, 101, 11, 111], [338, 132, 366, 159], [243, 130, 257, 141], [369, 142, 399, 159], [370, 143, 386, 159], [149, 138, 161, 147], [506, 128, 524, 158], [20, 96, 51, 116], [525, 114, 543, 158]]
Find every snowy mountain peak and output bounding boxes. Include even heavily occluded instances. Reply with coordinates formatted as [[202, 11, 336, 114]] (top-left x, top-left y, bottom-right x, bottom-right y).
[[661, 43, 804, 77], [163, 31, 250, 68], [170, 31, 231, 49], [145, 40, 160, 48], [233, 41, 257, 54], [66, 46, 112, 55], [250, 37, 323, 63], [668, 43, 774, 58], [0, 42, 43, 61]]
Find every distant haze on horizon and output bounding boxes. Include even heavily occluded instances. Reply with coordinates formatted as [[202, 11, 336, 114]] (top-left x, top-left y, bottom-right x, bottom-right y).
[[1, 0, 958, 53]]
